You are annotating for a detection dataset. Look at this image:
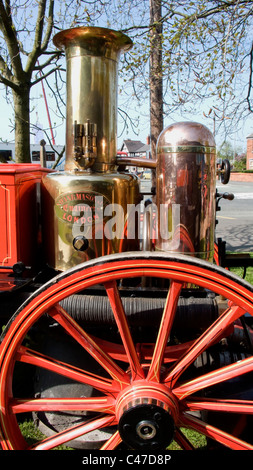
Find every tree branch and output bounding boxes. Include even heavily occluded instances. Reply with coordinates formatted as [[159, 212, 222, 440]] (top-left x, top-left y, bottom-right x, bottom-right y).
[[31, 65, 61, 87], [25, 0, 55, 75], [33, 51, 62, 71], [0, 0, 23, 80], [41, 0, 55, 51], [247, 41, 253, 112], [0, 53, 20, 91], [25, 0, 47, 74]]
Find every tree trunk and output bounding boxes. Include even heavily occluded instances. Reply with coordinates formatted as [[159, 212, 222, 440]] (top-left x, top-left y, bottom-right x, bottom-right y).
[[12, 86, 31, 163], [149, 0, 163, 161]]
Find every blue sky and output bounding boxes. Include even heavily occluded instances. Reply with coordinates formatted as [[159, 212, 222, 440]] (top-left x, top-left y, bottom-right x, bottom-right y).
[[1, 77, 251, 154], [0, 59, 252, 154], [1, 49, 252, 154]]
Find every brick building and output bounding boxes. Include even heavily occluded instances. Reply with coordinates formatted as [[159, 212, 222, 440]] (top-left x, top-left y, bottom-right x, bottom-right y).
[[246, 133, 253, 170], [120, 139, 150, 158]]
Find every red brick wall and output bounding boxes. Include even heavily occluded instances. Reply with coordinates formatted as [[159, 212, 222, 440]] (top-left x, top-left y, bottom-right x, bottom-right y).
[[230, 172, 253, 182], [247, 137, 253, 170]]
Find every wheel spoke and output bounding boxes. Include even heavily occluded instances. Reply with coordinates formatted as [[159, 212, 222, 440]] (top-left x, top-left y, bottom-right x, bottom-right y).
[[92, 335, 194, 364], [147, 281, 182, 382], [92, 336, 193, 363], [16, 345, 118, 394], [180, 413, 253, 450], [10, 396, 115, 414], [32, 414, 116, 450], [105, 280, 145, 380], [173, 354, 253, 399], [165, 304, 245, 387], [100, 430, 122, 449], [184, 397, 253, 414], [89, 336, 128, 362], [1, 253, 253, 451], [174, 428, 195, 450], [49, 304, 130, 387]]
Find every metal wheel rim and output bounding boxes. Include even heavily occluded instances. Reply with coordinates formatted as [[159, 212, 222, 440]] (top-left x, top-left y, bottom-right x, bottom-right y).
[[1, 252, 253, 450]]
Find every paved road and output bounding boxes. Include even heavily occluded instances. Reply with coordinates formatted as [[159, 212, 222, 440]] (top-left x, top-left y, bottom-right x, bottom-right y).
[[215, 181, 253, 252], [140, 179, 253, 253]]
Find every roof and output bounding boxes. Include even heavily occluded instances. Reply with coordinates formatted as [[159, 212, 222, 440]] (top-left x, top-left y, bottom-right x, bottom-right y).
[[121, 139, 146, 153], [138, 143, 150, 153]]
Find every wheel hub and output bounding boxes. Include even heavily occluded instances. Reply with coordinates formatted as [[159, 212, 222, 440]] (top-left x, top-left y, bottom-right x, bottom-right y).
[[116, 382, 178, 449], [119, 403, 175, 449]]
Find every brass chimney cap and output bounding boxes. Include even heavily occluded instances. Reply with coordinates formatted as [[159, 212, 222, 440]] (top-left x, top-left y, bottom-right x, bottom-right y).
[[53, 26, 133, 56]]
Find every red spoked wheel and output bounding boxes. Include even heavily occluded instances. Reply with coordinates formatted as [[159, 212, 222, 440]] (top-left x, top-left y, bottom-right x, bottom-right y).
[[1, 252, 253, 450]]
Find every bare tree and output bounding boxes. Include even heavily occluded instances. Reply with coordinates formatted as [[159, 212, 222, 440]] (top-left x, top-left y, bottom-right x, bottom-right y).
[[107, 1, 253, 142], [0, 0, 107, 162], [149, 0, 163, 160], [0, 1, 58, 162], [2, 0, 253, 164]]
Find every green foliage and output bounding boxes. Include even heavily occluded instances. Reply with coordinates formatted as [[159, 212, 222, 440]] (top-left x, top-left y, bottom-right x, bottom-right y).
[[217, 141, 236, 161], [19, 420, 46, 447], [231, 265, 253, 285], [19, 418, 206, 450], [114, 0, 253, 138], [233, 154, 247, 171], [168, 428, 207, 450], [217, 141, 246, 167], [19, 419, 74, 449]]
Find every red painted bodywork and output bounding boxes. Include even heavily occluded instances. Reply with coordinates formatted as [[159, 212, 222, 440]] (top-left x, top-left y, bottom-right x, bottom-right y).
[[0, 164, 50, 271]]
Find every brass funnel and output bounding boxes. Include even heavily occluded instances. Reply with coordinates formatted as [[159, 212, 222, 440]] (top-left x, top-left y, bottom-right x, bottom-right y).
[[54, 27, 133, 172]]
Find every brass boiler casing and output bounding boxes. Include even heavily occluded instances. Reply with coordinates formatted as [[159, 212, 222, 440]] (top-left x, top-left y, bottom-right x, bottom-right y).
[[155, 122, 216, 261], [42, 27, 140, 271]]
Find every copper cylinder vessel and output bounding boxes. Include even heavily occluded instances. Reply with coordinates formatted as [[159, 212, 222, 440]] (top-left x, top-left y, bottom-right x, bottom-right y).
[[41, 27, 140, 271], [155, 122, 216, 261]]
